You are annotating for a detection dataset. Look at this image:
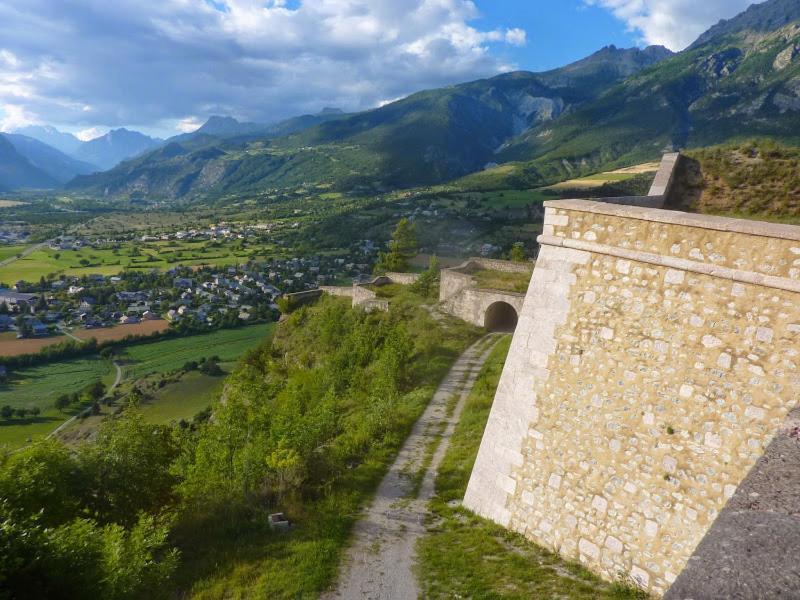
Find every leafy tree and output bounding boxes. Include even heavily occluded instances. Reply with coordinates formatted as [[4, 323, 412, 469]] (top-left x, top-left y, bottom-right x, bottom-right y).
[[374, 218, 417, 273], [0, 405, 12, 420], [0, 301, 8, 315], [509, 244, 527, 262], [78, 411, 180, 526], [410, 255, 440, 298]]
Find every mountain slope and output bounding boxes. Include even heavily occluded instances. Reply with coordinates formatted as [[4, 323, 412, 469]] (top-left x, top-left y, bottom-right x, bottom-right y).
[[12, 125, 82, 155], [485, 0, 800, 185], [2, 134, 99, 183], [68, 45, 672, 199], [73, 128, 163, 170], [0, 135, 58, 191]]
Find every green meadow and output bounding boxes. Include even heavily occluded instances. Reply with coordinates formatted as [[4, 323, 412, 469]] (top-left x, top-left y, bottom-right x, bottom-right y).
[[0, 357, 114, 449], [121, 324, 274, 380], [0, 239, 281, 283]]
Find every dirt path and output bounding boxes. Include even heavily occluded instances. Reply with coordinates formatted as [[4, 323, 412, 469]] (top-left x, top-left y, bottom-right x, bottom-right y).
[[0, 239, 52, 268], [324, 333, 502, 600], [48, 360, 123, 439]]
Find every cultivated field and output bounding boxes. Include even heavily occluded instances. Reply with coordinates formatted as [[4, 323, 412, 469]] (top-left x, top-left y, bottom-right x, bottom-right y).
[[545, 162, 660, 191], [140, 371, 227, 424], [121, 324, 274, 379], [0, 239, 280, 282], [0, 357, 114, 449], [0, 244, 29, 263], [0, 332, 69, 357], [72, 319, 170, 342]]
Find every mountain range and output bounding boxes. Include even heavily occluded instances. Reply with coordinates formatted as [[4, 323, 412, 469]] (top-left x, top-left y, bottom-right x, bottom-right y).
[[5, 0, 800, 199], [0, 126, 164, 190]]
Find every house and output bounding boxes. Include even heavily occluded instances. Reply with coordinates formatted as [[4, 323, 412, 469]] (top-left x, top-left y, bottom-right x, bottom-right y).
[[0, 288, 37, 310], [120, 314, 140, 325], [173, 277, 194, 289], [142, 311, 158, 320], [0, 315, 13, 331], [79, 297, 97, 312], [30, 320, 48, 336]]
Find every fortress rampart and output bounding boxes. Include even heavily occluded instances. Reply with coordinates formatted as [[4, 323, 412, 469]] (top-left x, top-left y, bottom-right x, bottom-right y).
[[464, 199, 800, 595]]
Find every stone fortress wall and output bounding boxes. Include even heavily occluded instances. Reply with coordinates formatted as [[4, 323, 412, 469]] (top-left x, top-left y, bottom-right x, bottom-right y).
[[464, 168, 800, 595], [439, 258, 531, 328], [320, 272, 419, 312]]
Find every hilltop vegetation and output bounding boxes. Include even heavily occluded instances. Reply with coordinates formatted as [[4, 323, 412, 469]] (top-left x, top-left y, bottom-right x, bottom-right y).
[[0, 293, 480, 598], [668, 140, 800, 221]]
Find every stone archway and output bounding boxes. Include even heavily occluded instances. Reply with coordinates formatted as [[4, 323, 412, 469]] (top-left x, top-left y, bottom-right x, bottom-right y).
[[484, 301, 518, 332]]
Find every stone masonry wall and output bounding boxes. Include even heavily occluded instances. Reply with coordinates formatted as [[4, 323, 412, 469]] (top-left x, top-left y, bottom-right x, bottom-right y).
[[465, 199, 800, 596]]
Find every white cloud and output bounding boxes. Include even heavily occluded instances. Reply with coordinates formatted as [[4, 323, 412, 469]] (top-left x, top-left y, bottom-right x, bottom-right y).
[[587, 0, 766, 50], [0, 0, 527, 135], [76, 127, 107, 141], [176, 117, 204, 133]]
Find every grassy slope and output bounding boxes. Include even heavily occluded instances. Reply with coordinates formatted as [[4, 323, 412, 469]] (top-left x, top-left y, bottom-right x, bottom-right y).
[[173, 292, 481, 599], [673, 140, 800, 223], [417, 337, 646, 599], [472, 268, 533, 294]]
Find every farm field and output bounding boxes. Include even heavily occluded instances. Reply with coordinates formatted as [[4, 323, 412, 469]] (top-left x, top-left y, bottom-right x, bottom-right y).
[[457, 188, 553, 209], [139, 370, 227, 424], [0, 244, 29, 262], [0, 331, 68, 357], [0, 239, 280, 282], [121, 323, 274, 379], [0, 356, 114, 449], [545, 162, 659, 191], [72, 319, 170, 342]]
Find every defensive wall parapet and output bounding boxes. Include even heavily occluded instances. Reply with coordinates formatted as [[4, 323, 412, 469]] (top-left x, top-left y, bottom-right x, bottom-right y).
[[465, 198, 800, 596]]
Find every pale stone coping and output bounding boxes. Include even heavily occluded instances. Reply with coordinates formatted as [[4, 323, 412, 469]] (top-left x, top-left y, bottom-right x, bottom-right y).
[[542, 199, 800, 242], [648, 152, 680, 197], [538, 234, 800, 294]]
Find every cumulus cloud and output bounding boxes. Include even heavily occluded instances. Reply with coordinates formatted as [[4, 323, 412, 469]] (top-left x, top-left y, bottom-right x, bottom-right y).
[[587, 0, 766, 50], [0, 0, 526, 135]]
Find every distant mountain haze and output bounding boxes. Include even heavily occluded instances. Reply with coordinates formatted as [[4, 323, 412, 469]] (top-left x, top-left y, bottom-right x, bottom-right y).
[[2, 133, 99, 183], [13, 0, 800, 197], [72, 128, 163, 170], [12, 125, 82, 155], [0, 135, 58, 191]]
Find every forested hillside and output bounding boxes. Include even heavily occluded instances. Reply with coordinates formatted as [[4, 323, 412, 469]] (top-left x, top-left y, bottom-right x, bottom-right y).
[[0, 293, 478, 598]]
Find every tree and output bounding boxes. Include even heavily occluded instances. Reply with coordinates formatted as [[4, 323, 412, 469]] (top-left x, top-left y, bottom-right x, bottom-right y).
[[410, 255, 440, 298], [509, 244, 527, 262], [374, 218, 417, 274], [0, 405, 12, 420], [55, 395, 71, 412], [0, 301, 8, 315]]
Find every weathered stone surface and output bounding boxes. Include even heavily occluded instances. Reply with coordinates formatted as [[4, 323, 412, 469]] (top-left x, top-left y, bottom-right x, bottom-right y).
[[665, 409, 800, 599], [464, 198, 800, 597]]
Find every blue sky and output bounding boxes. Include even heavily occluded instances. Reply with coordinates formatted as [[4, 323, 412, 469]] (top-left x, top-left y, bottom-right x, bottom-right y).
[[474, 1, 639, 72], [0, 0, 762, 139]]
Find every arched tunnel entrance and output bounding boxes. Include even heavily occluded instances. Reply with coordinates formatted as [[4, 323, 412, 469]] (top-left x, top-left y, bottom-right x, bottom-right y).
[[484, 301, 519, 332]]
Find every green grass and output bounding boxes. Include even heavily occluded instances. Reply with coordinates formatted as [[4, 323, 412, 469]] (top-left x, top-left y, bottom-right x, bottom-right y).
[[471, 268, 532, 293], [0, 356, 113, 449], [171, 295, 482, 599], [417, 337, 648, 599], [139, 370, 226, 424], [122, 324, 275, 380], [0, 240, 280, 283], [0, 244, 28, 262]]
